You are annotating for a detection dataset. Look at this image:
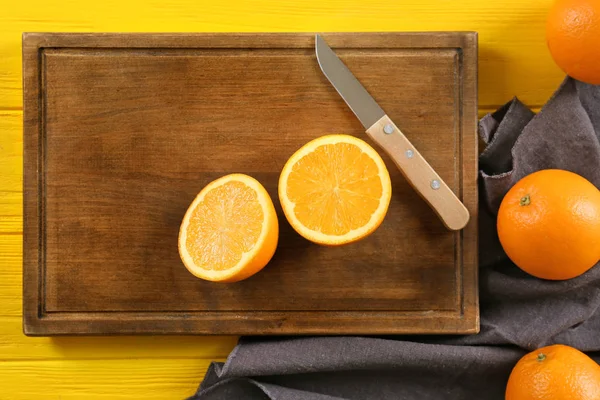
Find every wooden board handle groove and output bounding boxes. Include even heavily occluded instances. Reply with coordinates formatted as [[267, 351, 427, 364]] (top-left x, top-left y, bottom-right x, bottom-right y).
[[366, 115, 470, 231]]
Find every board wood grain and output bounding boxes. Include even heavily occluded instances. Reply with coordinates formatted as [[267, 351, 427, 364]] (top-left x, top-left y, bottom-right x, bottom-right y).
[[23, 32, 478, 335]]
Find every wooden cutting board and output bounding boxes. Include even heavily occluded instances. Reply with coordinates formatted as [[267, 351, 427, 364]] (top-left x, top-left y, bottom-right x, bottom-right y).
[[23, 32, 479, 336]]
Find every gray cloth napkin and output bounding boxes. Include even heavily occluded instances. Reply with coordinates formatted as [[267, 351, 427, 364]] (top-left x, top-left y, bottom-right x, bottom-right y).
[[190, 77, 600, 400]]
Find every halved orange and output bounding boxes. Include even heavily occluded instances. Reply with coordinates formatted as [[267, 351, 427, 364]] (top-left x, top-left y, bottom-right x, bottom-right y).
[[178, 174, 278, 282], [279, 134, 392, 245]]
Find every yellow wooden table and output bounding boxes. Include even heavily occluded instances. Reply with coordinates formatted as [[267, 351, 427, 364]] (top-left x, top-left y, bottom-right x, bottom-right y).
[[1, 0, 564, 398]]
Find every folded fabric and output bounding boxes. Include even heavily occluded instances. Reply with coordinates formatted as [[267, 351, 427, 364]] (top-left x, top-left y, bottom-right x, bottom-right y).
[[190, 77, 600, 400]]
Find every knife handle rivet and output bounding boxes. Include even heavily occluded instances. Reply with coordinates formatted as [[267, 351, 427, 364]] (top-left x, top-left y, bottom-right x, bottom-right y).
[[405, 149, 414, 159], [383, 124, 394, 134], [431, 180, 441, 190]]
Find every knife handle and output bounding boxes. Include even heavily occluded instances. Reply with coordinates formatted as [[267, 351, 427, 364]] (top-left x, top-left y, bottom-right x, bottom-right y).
[[365, 115, 470, 231]]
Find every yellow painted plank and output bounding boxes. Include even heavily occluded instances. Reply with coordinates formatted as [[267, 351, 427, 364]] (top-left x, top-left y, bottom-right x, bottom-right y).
[[0, 358, 220, 399], [0, 193, 21, 231], [0, 111, 22, 234], [0, 111, 22, 186], [0, 111, 23, 180], [0, 234, 22, 317], [0, 316, 238, 361], [0, 215, 21, 235], [2, 0, 565, 110]]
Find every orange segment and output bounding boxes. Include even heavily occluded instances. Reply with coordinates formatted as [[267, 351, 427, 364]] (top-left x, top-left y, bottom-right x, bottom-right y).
[[279, 134, 392, 245], [178, 174, 278, 282]]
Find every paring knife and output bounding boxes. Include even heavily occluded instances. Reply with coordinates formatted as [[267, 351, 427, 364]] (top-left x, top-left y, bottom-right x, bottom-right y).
[[315, 34, 470, 231]]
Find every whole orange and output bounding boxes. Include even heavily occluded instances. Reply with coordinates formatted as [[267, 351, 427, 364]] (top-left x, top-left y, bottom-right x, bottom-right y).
[[506, 344, 600, 400], [497, 169, 600, 280], [546, 0, 600, 85]]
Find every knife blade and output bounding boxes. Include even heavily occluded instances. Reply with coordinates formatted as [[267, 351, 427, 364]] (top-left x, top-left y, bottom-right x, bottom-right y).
[[315, 34, 470, 231]]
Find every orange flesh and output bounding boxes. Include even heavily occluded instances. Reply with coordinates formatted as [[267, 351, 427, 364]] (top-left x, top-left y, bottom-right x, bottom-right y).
[[286, 142, 383, 236], [185, 181, 263, 270]]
